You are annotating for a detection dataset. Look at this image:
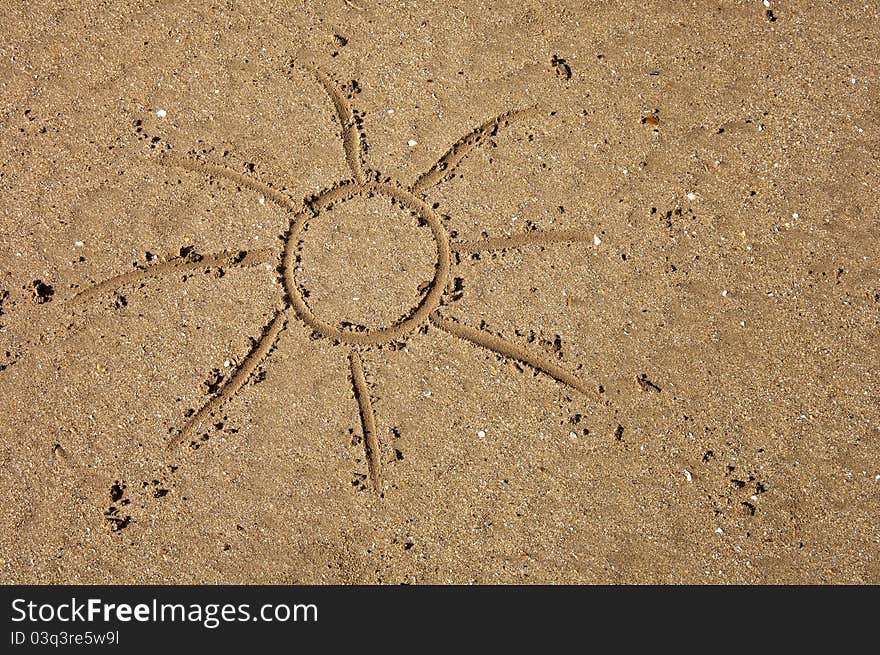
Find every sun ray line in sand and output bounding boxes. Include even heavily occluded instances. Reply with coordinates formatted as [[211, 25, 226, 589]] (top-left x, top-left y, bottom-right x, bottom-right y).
[[451, 229, 596, 255], [410, 106, 540, 194], [168, 307, 289, 450], [69, 248, 277, 305], [159, 152, 302, 213], [349, 349, 383, 494], [311, 67, 367, 184], [24, 248, 277, 376], [428, 312, 598, 397]]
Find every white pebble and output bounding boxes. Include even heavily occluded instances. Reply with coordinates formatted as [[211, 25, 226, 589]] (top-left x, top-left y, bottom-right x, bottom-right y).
[[684, 469, 692, 482], [156, 108, 167, 118], [477, 430, 486, 439], [259, 197, 266, 205], [593, 234, 602, 246], [715, 527, 723, 534], [792, 212, 798, 219], [722, 289, 728, 297], [74, 240, 84, 248], [223, 359, 231, 367], [387, 109, 395, 114], [407, 139, 418, 147], [687, 192, 696, 201], [763, 0, 770, 7], [569, 431, 578, 439]]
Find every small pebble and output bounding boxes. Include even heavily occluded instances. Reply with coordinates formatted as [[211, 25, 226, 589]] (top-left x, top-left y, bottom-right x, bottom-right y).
[[74, 241, 84, 248], [593, 234, 602, 246], [715, 527, 723, 534], [684, 469, 692, 482], [477, 430, 486, 439], [407, 139, 417, 147], [687, 192, 696, 201], [156, 109, 167, 118]]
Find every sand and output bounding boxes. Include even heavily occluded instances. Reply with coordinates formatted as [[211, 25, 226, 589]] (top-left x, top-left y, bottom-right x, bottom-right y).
[[0, 1, 877, 584]]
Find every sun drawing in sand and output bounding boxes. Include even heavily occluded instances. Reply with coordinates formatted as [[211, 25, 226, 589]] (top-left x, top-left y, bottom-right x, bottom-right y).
[[73, 67, 603, 494]]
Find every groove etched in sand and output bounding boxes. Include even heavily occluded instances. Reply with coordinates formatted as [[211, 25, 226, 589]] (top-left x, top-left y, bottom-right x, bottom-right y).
[[411, 107, 540, 194], [161, 152, 301, 212], [170, 308, 288, 449], [312, 68, 367, 184], [429, 312, 598, 397], [70, 249, 276, 305], [50, 64, 605, 500], [284, 180, 451, 345], [452, 229, 595, 255], [349, 350, 382, 493]]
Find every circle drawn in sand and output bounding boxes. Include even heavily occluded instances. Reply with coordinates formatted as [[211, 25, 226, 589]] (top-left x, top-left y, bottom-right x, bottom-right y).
[[285, 180, 450, 345]]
